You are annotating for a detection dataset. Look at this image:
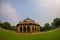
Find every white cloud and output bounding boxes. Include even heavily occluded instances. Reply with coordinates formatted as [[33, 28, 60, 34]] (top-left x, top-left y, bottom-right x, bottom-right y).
[[0, 2, 19, 25], [0, 0, 60, 26], [29, 0, 60, 25]]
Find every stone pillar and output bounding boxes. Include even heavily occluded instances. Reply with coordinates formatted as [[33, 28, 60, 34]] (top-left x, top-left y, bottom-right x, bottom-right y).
[[37, 26, 40, 32], [37, 27, 39, 32], [22, 26, 24, 32], [19, 27, 21, 32], [17, 26, 20, 32], [34, 26, 35, 32], [36, 26, 37, 32], [39, 26, 40, 32], [30, 26, 32, 32], [26, 26, 27, 32]]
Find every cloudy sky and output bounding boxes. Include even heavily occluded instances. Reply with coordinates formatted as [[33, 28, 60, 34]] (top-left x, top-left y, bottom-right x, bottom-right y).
[[0, 0, 60, 26]]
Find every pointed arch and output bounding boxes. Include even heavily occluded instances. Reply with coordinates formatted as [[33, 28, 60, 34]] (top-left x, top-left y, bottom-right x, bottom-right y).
[[24, 26, 26, 32], [20, 26, 22, 32], [27, 26, 30, 32]]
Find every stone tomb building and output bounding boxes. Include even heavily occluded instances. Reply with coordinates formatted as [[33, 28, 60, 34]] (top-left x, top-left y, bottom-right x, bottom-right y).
[[17, 17, 40, 33]]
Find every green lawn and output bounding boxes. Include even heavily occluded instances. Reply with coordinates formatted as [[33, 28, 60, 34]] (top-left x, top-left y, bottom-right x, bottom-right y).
[[0, 29, 60, 40]]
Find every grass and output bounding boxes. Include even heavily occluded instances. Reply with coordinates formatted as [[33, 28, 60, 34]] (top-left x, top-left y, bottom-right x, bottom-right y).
[[0, 28, 60, 40]]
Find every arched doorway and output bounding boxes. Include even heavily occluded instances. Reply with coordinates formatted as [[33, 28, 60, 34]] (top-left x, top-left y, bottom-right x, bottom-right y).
[[37, 28, 39, 32], [20, 26, 22, 32], [24, 26, 26, 32], [32, 27, 34, 32], [35, 27, 36, 32], [27, 26, 30, 32]]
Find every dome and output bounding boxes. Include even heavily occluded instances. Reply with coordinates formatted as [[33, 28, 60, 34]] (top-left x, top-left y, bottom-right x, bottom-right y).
[[18, 17, 40, 26], [23, 17, 36, 23]]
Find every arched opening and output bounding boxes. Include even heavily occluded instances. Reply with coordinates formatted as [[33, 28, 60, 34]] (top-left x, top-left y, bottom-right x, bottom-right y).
[[32, 27, 34, 32], [20, 27, 22, 32], [24, 26, 26, 32], [27, 26, 30, 32], [35, 27, 36, 32], [37, 28, 39, 32]]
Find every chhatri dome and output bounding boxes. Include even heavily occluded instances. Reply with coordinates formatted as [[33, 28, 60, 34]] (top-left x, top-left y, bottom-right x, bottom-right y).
[[16, 17, 40, 33]]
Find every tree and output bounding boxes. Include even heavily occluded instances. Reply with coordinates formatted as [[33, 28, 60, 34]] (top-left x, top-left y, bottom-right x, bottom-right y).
[[0, 21, 1, 23], [54, 18, 60, 27], [0, 21, 1, 28], [40, 26, 44, 32], [51, 23, 57, 29], [0, 21, 3, 28], [9, 26, 16, 31], [0, 21, 1, 25], [3, 22, 11, 29], [43, 23, 52, 31], [52, 18, 60, 28]]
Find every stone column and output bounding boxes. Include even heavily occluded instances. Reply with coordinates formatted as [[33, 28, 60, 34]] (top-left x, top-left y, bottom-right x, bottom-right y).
[[30, 26, 32, 32], [19, 27, 21, 32], [37, 26, 39, 32], [34, 26, 35, 32], [36, 26, 37, 32], [17, 26, 20, 32], [22, 26, 24, 32], [39, 26, 40, 32], [26, 26, 27, 32]]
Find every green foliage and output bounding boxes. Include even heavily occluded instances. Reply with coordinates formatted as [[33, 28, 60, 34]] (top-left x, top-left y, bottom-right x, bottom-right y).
[[43, 23, 52, 31], [54, 18, 60, 26], [40, 23, 53, 31], [9, 26, 16, 30], [0, 21, 16, 31], [0, 21, 1, 23], [0, 21, 1, 26], [2, 22, 11, 29], [40, 27, 44, 31], [52, 18, 60, 28], [0, 23, 4, 28]]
